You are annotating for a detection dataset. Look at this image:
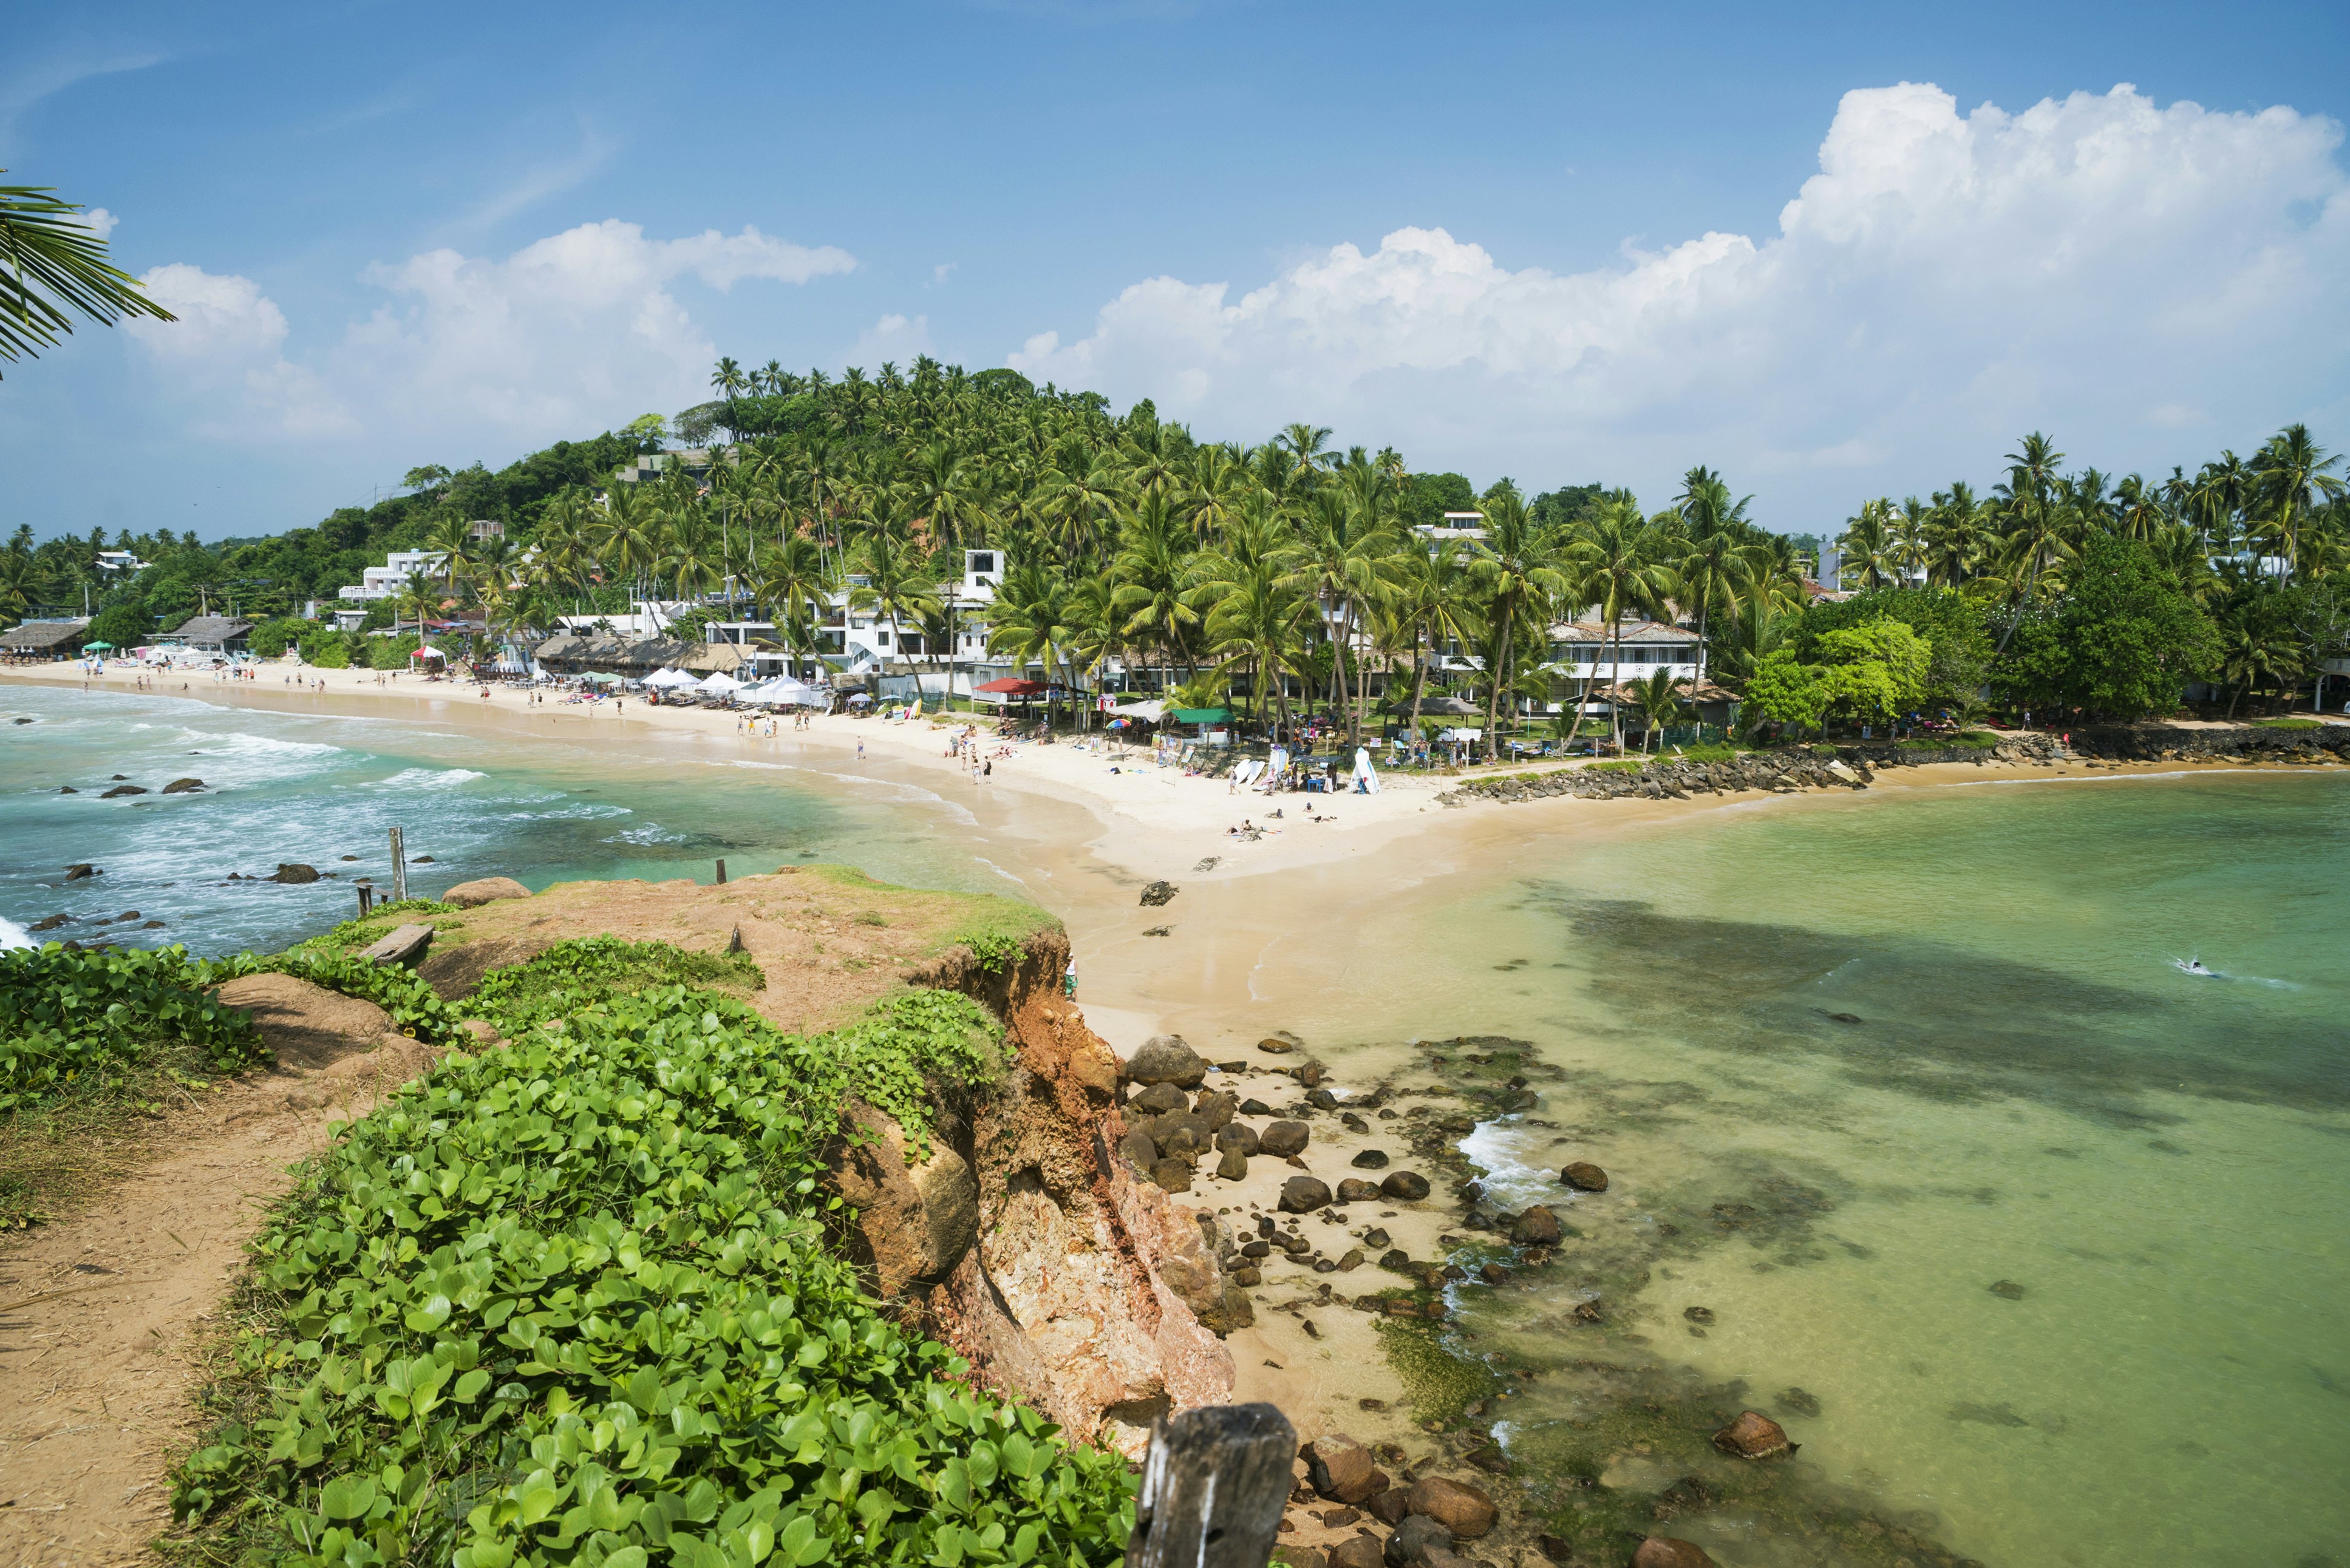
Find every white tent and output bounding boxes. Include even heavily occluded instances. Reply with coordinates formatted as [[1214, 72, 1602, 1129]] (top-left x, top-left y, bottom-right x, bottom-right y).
[[696, 670, 743, 694], [645, 667, 698, 688], [1110, 699, 1166, 722], [753, 677, 825, 706]]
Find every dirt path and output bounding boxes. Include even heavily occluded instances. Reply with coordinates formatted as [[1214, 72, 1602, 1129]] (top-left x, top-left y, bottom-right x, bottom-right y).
[[0, 980, 437, 1566]]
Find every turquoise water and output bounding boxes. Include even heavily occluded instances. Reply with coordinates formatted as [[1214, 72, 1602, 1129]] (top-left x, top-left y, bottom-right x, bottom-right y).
[[0, 684, 1000, 954], [1355, 774, 2350, 1567]]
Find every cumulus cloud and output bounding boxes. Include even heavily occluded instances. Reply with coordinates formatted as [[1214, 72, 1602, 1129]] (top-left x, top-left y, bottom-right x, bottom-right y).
[[851, 311, 935, 362], [1009, 83, 2350, 517], [126, 220, 855, 447]]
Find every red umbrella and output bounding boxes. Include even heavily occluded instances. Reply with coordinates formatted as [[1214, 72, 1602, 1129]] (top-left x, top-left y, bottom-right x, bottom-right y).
[[975, 677, 1049, 694]]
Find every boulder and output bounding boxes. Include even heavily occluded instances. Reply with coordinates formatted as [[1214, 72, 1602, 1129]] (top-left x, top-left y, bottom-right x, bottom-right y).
[[1362, 1227, 1389, 1248], [63, 863, 99, 880], [1712, 1410, 1795, 1459], [1561, 1161, 1609, 1192], [1511, 1206, 1562, 1246], [1193, 1090, 1238, 1131], [1279, 1175, 1333, 1213], [100, 784, 148, 798], [1259, 1119, 1311, 1157], [1336, 1178, 1381, 1204], [1124, 1034, 1207, 1088], [1351, 1149, 1391, 1169], [1296, 1062, 1326, 1088], [1117, 1129, 1159, 1170], [1367, 1490, 1412, 1527], [1239, 1098, 1275, 1116], [1216, 1147, 1250, 1181], [1406, 1477, 1496, 1539], [1329, 1537, 1384, 1568], [56, 786, 76, 793], [29, 913, 72, 931], [1215, 1122, 1260, 1157], [1256, 1036, 1295, 1054], [1306, 1433, 1383, 1503], [212, 972, 396, 1067], [1386, 1514, 1453, 1568], [269, 863, 321, 884], [1380, 1171, 1431, 1201], [821, 1102, 981, 1294], [1337, 1248, 1365, 1271], [1632, 1541, 1714, 1568], [1129, 1081, 1188, 1115], [1151, 1157, 1195, 1193], [1306, 1087, 1340, 1110], [361, 922, 435, 968], [1139, 880, 1179, 907], [160, 777, 205, 794], [440, 875, 532, 908], [1153, 1112, 1214, 1159]]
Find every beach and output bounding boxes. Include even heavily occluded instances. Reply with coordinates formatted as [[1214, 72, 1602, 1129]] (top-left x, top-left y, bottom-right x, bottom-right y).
[[7, 662, 2349, 1567]]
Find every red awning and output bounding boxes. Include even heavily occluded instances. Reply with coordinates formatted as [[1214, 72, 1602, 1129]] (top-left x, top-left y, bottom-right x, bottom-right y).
[[975, 677, 1049, 694]]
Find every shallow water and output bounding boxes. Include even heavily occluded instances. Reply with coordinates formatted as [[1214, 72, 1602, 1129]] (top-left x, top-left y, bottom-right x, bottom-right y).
[[1292, 773, 2350, 1567], [0, 684, 1006, 954]]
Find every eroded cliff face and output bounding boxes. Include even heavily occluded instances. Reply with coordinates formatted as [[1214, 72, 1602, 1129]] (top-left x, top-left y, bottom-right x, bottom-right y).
[[833, 931, 1236, 1456]]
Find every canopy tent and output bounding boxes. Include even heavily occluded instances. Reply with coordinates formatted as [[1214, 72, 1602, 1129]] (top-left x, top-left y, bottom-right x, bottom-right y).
[[410, 645, 446, 660], [644, 667, 699, 689], [581, 671, 622, 685], [1109, 699, 1166, 722], [744, 676, 825, 706], [1170, 707, 1231, 725], [696, 670, 744, 694], [1398, 694, 1480, 717], [975, 677, 1050, 696], [846, 692, 873, 705]]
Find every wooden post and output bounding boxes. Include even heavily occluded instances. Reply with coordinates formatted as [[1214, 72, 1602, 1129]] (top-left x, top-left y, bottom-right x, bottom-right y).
[[1126, 1403, 1296, 1568], [358, 884, 373, 917], [389, 826, 407, 903], [715, 857, 727, 885]]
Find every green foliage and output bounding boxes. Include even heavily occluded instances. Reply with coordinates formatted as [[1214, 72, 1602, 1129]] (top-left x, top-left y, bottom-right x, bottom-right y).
[[466, 938, 766, 1036], [1744, 649, 1831, 735], [1797, 587, 1991, 713], [367, 632, 421, 671], [206, 949, 465, 1044], [302, 900, 463, 952], [87, 597, 157, 649], [2002, 535, 2221, 719], [1815, 616, 1931, 724], [2255, 716, 2321, 730], [0, 944, 267, 1111], [246, 615, 313, 659], [169, 979, 1115, 1568], [301, 628, 354, 668]]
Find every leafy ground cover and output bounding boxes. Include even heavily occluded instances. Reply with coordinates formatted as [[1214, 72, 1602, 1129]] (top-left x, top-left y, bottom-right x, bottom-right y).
[[168, 952, 1131, 1568], [465, 938, 766, 1037]]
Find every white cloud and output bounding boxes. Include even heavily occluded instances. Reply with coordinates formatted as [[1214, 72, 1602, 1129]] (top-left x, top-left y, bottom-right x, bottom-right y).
[[81, 206, 117, 239], [851, 311, 935, 362], [126, 219, 856, 447], [1009, 83, 2350, 518]]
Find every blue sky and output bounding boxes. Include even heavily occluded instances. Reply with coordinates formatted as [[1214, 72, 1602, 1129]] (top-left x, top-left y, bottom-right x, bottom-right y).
[[5, 0, 2348, 542]]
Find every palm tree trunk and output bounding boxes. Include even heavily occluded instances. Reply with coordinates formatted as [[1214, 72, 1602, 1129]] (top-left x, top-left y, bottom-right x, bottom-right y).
[[1608, 620, 1625, 753], [1406, 626, 1429, 763]]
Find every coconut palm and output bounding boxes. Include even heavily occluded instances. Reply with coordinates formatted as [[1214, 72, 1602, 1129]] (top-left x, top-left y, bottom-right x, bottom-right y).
[[1465, 488, 1567, 760], [1623, 670, 1690, 753], [2250, 424, 2346, 585], [848, 530, 942, 676], [1204, 558, 1310, 733], [1384, 540, 1480, 749], [1559, 495, 1674, 752], [1, 174, 177, 375]]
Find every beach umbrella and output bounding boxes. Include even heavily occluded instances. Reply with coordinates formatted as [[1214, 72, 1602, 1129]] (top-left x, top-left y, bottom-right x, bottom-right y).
[[82, 640, 115, 650], [975, 677, 1049, 695], [846, 692, 873, 705]]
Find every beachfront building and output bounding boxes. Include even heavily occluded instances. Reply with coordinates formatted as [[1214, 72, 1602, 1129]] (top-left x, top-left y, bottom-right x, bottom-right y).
[[338, 550, 448, 602], [95, 549, 148, 575], [701, 549, 1006, 693], [161, 614, 255, 658], [1, 617, 90, 661]]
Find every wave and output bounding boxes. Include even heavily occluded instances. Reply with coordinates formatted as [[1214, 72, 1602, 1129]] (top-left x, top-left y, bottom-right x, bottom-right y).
[[604, 824, 687, 846], [1457, 1110, 1572, 1210], [0, 915, 32, 951], [363, 767, 488, 792]]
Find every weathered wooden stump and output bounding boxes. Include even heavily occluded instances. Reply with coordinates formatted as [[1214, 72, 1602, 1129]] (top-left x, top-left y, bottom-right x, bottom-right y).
[[1128, 1402, 1296, 1568]]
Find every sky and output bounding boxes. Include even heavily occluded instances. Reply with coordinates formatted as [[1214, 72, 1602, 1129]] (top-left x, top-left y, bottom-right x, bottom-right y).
[[4, 0, 2348, 543]]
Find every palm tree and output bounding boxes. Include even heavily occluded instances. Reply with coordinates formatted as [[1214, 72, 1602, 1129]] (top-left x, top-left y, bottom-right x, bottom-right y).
[[1384, 540, 1479, 750], [1465, 488, 1567, 761], [2250, 424, 2346, 585], [598, 484, 663, 606], [1623, 670, 1689, 753], [1838, 499, 1901, 589], [1111, 491, 1203, 680], [848, 531, 942, 683], [1276, 423, 1337, 486], [1, 173, 177, 374], [1204, 559, 1310, 734], [1559, 497, 1674, 753]]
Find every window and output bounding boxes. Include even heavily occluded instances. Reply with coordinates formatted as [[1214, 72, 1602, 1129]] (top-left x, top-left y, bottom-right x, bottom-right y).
[[970, 551, 996, 575]]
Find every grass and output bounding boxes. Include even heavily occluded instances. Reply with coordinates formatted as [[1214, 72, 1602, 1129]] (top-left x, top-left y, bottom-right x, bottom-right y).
[[2255, 716, 2322, 730], [0, 1038, 237, 1229]]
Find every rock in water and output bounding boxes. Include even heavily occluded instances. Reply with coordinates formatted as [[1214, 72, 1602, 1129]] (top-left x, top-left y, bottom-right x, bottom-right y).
[[269, 863, 321, 884], [1561, 1161, 1609, 1192], [29, 913, 71, 931], [1306, 1433, 1384, 1503], [63, 863, 98, 880], [361, 922, 435, 969], [1259, 1119, 1311, 1157], [1123, 1034, 1207, 1088], [1511, 1206, 1562, 1246], [1129, 1081, 1188, 1115], [100, 784, 148, 798], [1633, 1540, 1715, 1568], [160, 777, 206, 794], [1380, 1170, 1431, 1201], [440, 875, 532, 908], [1778, 1386, 1822, 1418], [1712, 1410, 1796, 1459], [1257, 1036, 1295, 1054], [1279, 1175, 1333, 1213], [1406, 1477, 1496, 1538], [1139, 880, 1179, 907], [1989, 1278, 2026, 1300]]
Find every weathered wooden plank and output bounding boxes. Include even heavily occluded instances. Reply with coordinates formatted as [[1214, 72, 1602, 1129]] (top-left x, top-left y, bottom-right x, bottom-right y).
[[363, 922, 434, 969], [1127, 1402, 1296, 1568]]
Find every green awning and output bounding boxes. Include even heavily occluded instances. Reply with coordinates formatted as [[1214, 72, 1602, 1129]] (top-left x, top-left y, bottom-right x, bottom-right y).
[[1171, 707, 1231, 724], [82, 641, 115, 650]]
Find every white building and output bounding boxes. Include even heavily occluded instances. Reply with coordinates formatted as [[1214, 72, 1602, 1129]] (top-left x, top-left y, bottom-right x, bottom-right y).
[[703, 551, 1007, 691], [95, 549, 148, 575], [338, 550, 447, 601]]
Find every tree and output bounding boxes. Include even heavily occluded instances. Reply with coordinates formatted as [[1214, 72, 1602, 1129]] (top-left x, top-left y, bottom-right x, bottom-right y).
[[1797, 587, 1991, 716], [2003, 535, 2221, 720], [1, 174, 177, 375], [1815, 617, 1930, 728], [1623, 670, 1689, 753], [1745, 650, 1831, 736], [2250, 424, 2345, 585]]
